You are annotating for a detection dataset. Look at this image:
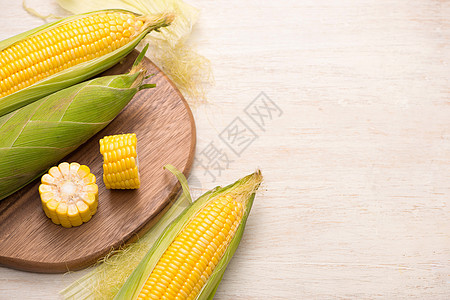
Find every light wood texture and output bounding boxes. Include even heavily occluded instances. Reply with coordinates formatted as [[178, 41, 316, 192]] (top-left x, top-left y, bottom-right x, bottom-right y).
[[0, 0, 449, 299], [0, 50, 196, 273]]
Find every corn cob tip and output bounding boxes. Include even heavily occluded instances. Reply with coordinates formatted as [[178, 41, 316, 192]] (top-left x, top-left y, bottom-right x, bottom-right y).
[[164, 13, 176, 25], [227, 169, 263, 204], [142, 12, 175, 30], [130, 70, 146, 89]]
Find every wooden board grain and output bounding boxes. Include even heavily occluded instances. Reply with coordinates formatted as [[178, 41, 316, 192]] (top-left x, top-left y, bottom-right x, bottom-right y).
[[0, 50, 196, 273]]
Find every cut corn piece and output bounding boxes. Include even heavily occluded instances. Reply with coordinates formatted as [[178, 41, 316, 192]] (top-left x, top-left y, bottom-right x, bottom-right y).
[[100, 133, 140, 189], [114, 169, 263, 300], [39, 162, 98, 228], [0, 10, 174, 116]]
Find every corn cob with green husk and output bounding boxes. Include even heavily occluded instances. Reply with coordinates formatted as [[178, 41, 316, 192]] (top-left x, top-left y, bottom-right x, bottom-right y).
[[0, 47, 153, 201], [0, 9, 173, 116], [114, 166, 263, 300]]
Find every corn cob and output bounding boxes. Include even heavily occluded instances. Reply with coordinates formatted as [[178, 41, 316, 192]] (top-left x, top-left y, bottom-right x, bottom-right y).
[[39, 162, 98, 228], [115, 168, 263, 300], [0, 48, 153, 201], [0, 10, 173, 117], [100, 133, 140, 189]]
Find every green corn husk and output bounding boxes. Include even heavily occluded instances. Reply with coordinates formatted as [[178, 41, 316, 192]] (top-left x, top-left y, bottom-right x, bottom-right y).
[[0, 46, 153, 201], [0, 10, 173, 117], [114, 167, 263, 300]]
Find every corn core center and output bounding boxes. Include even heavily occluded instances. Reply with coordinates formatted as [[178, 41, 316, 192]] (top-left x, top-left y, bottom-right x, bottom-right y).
[[61, 181, 76, 197]]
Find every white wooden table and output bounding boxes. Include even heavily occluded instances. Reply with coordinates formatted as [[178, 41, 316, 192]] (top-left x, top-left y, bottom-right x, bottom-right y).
[[0, 0, 449, 299]]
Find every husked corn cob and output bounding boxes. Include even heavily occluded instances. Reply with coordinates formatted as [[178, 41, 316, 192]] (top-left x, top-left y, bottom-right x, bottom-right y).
[[139, 195, 243, 299], [0, 48, 152, 201], [100, 133, 140, 189], [115, 169, 263, 300], [0, 10, 173, 116], [39, 162, 98, 228]]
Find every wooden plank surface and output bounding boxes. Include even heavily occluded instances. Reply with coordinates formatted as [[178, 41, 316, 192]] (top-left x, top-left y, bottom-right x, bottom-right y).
[[0, 0, 449, 298]]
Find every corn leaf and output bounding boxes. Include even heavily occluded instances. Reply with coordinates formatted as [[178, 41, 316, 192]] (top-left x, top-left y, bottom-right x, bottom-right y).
[[164, 164, 193, 204]]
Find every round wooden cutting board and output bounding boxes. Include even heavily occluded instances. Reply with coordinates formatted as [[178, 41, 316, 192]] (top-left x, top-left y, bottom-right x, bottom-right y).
[[0, 50, 196, 273]]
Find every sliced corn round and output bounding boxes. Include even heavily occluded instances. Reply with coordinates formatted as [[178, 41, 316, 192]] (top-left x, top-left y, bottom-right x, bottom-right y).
[[99, 133, 140, 189], [39, 162, 98, 228]]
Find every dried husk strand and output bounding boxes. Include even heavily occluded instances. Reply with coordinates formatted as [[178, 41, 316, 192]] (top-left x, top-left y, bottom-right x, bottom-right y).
[[114, 167, 263, 300], [0, 46, 152, 201]]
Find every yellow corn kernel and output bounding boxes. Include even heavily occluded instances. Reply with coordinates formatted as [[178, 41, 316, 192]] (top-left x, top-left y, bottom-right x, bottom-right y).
[[99, 133, 140, 189], [137, 195, 243, 299], [39, 162, 98, 228], [0, 11, 146, 98]]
